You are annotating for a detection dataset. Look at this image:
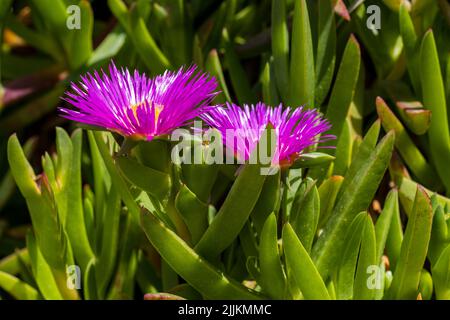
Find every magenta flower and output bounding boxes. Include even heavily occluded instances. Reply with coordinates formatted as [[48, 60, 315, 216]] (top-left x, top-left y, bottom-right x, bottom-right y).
[[201, 102, 334, 166], [60, 62, 218, 140]]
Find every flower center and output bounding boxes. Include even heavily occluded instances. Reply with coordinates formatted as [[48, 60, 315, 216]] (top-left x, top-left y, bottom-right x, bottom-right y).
[[130, 102, 164, 127], [153, 104, 164, 127]]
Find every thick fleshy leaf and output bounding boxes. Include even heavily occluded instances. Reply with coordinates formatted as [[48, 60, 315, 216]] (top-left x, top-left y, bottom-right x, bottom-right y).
[[419, 269, 433, 300], [383, 0, 410, 11], [291, 152, 335, 169], [0, 249, 29, 275], [175, 184, 209, 245], [27, 231, 62, 300], [0, 136, 37, 211], [96, 185, 121, 299], [376, 97, 439, 188], [205, 49, 231, 103], [250, 171, 281, 235], [317, 175, 343, 229], [283, 223, 330, 300], [195, 162, 266, 260], [136, 140, 171, 174], [261, 62, 280, 106], [195, 126, 275, 260], [420, 30, 450, 193], [141, 211, 263, 300], [109, 0, 171, 74], [385, 194, 403, 270], [271, 0, 289, 100], [0, 271, 40, 300], [281, 167, 303, 222], [30, 0, 70, 54], [428, 203, 449, 265], [335, 212, 365, 300], [332, 119, 352, 175], [395, 101, 431, 135], [432, 243, 450, 299], [324, 35, 360, 150], [65, 129, 95, 271], [399, 3, 420, 94], [337, 120, 380, 197], [87, 27, 126, 67], [91, 130, 142, 288], [398, 177, 450, 216], [7, 134, 68, 271], [388, 186, 432, 299], [83, 259, 98, 300], [315, 0, 336, 107], [91, 132, 141, 211], [290, 179, 320, 253], [259, 213, 287, 299], [375, 189, 399, 262], [181, 164, 218, 204], [224, 37, 257, 104], [116, 156, 171, 202], [69, 0, 93, 70], [353, 214, 377, 300], [289, 0, 314, 108], [239, 221, 258, 259], [312, 131, 394, 279]]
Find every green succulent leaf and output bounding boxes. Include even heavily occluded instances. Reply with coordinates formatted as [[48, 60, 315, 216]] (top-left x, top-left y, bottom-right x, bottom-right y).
[[324, 35, 361, 150], [289, 0, 314, 108], [398, 177, 450, 216], [141, 211, 263, 300], [195, 126, 275, 260], [335, 212, 365, 300], [375, 189, 399, 262], [26, 231, 62, 300], [428, 204, 449, 266], [317, 175, 343, 229], [224, 35, 257, 104], [175, 184, 209, 245], [205, 49, 231, 103], [376, 97, 439, 188], [282, 223, 330, 300], [312, 130, 394, 279], [0, 271, 40, 300], [419, 269, 433, 300], [259, 213, 287, 299], [116, 156, 171, 202], [315, 0, 336, 107], [388, 185, 433, 300], [332, 119, 352, 175], [353, 214, 377, 300], [291, 152, 335, 169], [65, 129, 94, 271], [399, 3, 420, 94], [290, 179, 320, 253], [69, 0, 94, 70], [271, 0, 289, 100], [395, 101, 431, 135], [250, 170, 281, 235], [432, 243, 450, 299], [420, 30, 450, 193], [0, 249, 29, 275]]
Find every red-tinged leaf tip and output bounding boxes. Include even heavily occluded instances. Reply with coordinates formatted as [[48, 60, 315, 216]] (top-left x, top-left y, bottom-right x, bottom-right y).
[[333, 0, 351, 21]]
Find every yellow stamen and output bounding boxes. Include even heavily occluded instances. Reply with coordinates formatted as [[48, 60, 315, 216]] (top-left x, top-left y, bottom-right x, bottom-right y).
[[131, 103, 141, 123], [129, 102, 164, 128], [154, 104, 164, 127]]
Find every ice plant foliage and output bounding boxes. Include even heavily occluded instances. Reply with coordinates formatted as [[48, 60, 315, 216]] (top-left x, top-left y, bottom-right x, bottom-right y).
[[201, 102, 334, 166], [60, 62, 218, 140], [5, 0, 450, 302]]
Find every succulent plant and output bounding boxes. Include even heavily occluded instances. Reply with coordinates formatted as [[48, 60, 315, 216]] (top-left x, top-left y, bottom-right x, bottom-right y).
[[1, 0, 450, 301]]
